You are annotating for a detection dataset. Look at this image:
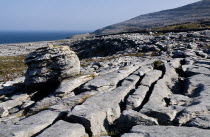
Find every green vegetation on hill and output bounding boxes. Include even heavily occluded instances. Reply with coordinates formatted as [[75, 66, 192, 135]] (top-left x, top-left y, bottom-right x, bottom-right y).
[[94, 0, 210, 35], [154, 22, 210, 31], [0, 55, 26, 82]]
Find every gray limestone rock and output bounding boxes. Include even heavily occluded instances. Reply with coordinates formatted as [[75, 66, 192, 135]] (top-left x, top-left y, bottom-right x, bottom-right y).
[[185, 115, 210, 129], [169, 94, 191, 106], [118, 110, 158, 130], [81, 64, 140, 92], [133, 65, 153, 76], [67, 74, 140, 136], [140, 64, 179, 125], [184, 74, 210, 96], [121, 125, 210, 137], [187, 43, 197, 49], [28, 96, 61, 115], [37, 120, 88, 137], [126, 86, 149, 110], [49, 91, 96, 112], [140, 70, 162, 87], [0, 100, 22, 117], [55, 75, 94, 97], [185, 65, 210, 76], [195, 51, 208, 58], [0, 110, 61, 137], [169, 58, 181, 69], [25, 45, 80, 92]]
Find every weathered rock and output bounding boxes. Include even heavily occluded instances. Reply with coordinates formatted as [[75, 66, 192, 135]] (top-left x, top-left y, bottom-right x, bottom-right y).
[[2, 77, 25, 87], [174, 72, 210, 126], [0, 81, 24, 96], [55, 75, 94, 97], [140, 64, 179, 125], [140, 70, 162, 87], [9, 107, 19, 114], [133, 65, 153, 76], [118, 110, 158, 131], [28, 95, 61, 115], [173, 50, 187, 58], [169, 94, 191, 106], [20, 101, 35, 109], [184, 74, 210, 97], [2, 30, 210, 137], [0, 100, 22, 117], [11, 93, 30, 102], [195, 51, 208, 58], [49, 91, 96, 112], [175, 105, 210, 125], [122, 125, 210, 137], [81, 63, 140, 92], [68, 73, 140, 136], [185, 115, 210, 129], [37, 120, 88, 137], [185, 65, 210, 76], [0, 110, 61, 137], [25, 45, 80, 92], [187, 43, 197, 49], [126, 86, 149, 110], [169, 58, 181, 69]]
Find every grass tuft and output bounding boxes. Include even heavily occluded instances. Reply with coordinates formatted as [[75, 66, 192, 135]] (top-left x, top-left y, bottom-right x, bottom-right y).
[[0, 55, 27, 82]]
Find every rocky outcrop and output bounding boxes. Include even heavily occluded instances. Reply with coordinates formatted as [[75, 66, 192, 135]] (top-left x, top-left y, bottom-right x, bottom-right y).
[[24, 45, 80, 92], [1, 30, 210, 137]]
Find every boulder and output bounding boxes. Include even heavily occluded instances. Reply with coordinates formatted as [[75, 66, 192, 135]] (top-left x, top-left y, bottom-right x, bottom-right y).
[[25, 45, 80, 92]]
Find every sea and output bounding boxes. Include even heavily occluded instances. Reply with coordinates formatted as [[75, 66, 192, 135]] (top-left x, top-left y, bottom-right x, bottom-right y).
[[0, 31, 88, 44]]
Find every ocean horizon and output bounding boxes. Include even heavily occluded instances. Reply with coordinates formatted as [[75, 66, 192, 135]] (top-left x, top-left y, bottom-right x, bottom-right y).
[[0, 31, 89, 44]]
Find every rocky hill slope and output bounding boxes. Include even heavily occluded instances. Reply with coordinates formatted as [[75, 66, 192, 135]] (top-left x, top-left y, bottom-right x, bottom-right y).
[[0, 30, 210, 136], [94, 0, 210, 35]]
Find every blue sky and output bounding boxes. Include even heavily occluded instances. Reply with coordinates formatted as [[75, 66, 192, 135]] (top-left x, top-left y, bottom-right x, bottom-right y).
[[0, 0, 199, 31]]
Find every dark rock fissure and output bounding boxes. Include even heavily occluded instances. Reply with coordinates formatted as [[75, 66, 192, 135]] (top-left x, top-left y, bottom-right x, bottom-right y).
[[137, 66, 166, 111], [173, 60, 189, 95], [120, 74, 145, 113], [107, 75, 145, 136]]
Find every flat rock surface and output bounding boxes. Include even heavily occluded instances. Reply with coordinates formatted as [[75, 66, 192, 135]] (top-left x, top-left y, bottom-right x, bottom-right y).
[[37, 120, 88, 137], [122, 125, 210, 137]]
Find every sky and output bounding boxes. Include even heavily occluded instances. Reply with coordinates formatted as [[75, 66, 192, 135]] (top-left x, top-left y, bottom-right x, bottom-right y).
[[0, 0, 200, 32]]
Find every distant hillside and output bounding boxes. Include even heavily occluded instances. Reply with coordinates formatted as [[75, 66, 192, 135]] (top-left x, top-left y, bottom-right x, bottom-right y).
[[93, 0, 210, 35]]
